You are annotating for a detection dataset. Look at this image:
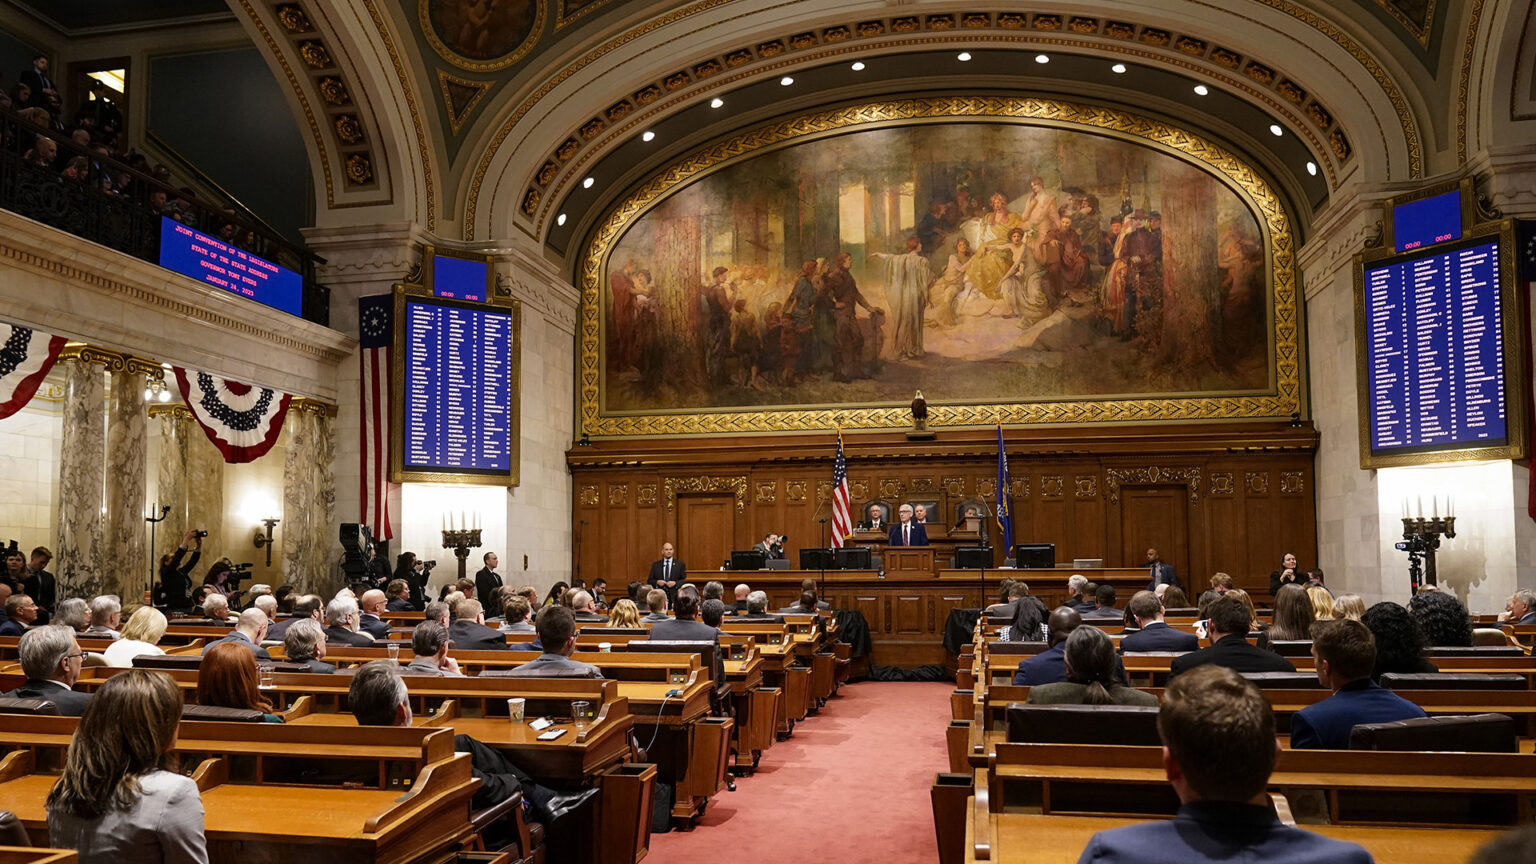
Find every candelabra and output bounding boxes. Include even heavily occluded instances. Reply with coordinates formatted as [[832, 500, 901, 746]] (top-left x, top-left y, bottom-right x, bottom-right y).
[[442, 528, 483, 582], [1397, 515, 1456, 594]]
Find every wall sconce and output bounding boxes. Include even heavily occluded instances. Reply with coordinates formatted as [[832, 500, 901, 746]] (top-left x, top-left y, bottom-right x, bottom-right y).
[[252, 517, 280, 567]]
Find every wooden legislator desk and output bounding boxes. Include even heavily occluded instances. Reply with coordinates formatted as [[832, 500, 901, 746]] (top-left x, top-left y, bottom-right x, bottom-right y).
[[694, 568, 1153, 667]]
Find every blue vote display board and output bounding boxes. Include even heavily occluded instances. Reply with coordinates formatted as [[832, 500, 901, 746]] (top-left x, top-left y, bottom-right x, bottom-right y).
[[1362, 238, 1506, 457], [400, 296, 513, 475], [430, 254, 488, 302], [158, 216, 303, 316]]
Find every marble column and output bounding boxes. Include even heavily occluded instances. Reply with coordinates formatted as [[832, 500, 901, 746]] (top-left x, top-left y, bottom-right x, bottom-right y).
[[311, 409, 337, 589], [151, 405, 192, 538], [104, 365, 150, 601], [55, 349, 113, 601], [282, 403, 339, 594], [184, 423, 225, 563]]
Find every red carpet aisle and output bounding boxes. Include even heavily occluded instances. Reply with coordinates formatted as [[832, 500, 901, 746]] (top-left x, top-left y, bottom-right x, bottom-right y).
[[646, 681, 954, 864]]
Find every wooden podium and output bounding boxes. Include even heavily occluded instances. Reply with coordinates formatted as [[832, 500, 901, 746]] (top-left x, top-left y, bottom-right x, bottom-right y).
[[885, 547, 935, 576]]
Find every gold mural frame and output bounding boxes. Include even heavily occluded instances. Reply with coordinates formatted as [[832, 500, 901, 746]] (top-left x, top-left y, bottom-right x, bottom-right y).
[[418, 0, 546, 72], [577, 96, 1300, 438]]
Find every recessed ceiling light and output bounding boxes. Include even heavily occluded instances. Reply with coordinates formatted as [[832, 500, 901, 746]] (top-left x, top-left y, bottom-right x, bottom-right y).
[[851, 61, 865, 71], [957, 52, 972, 62], [1269, 124, 1284, 136], [1111, 63, 1127, 74], [710, 97, 724, 108], [1034, 54, 1049, 64], [780, 76, 794, 86], [557, 213, 567, 226], [641, 130, 655, 142], [1306, 161, 1318, 176], [582, 177, 594, 189], [1193, 84, 1209, 96]]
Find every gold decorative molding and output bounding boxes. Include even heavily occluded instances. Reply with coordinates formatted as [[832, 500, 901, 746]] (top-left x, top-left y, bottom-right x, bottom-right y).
[[910, 477, 935, 494], [607, 483, 628, 506], [1075, 476, 1098, 499], [578, 484, 598, 506], [1371, 0, 1437, 47], [943, 477, 966, 498], [1280, 471, 1305, 495], [289, 397, 339, 417], [1245, 471, 1270, 495], [636, 483, 657, 507], [146, 404, 193, 420], [1010, 477, 1030, 498], [754, 481, 777, 504], [576, 96, 1300, 436], [58, 344, 125, 371], [1209, 471, 1235, 496], [360, 0, 435, 229], [1104, 466, 1201, 504], [849, 480, 869, 501], [418, 0, 546, 71], [879, 479, 906, 499], [437, 70, 493, 134], [663, 475, 748, 512], [1041, 476, 1065, 498], [122, 357, 165, 380], [785, 480, 807, 503], [1455, 0, 1487, 163]]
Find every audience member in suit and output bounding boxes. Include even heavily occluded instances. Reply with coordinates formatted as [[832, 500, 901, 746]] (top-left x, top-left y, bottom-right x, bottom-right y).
[[2, 625, 90, 716], [500, 595, 537, 634], [1360, 601, 1438, 680], [18, 55, 55, 110], [200, 609, 273, 660], [1077, 665, 1372, 864], [887, 503, 929, 547], [778, 590, 822, 615], [796, 577, 832, 610], [1074, 582, 1100, 614], [282, 618, 336, 674], [1268, 551, 1301, 600], [323, 596, 377, 647], [984, 578, 1020, 616], [648, 542, 686, 601], [423, 600, 451, 628], [53, 597, 88, 634], [700, 598, 726, 628], [1145, 547, 1179, 590], [859, 502, 887, 532], [649, 591, 721, 642], [1499, 588, 1536, 626], [385, 578, 415, 613], [198, 641, 282, 722], [510, 606, 601, 676], [570, 590, 607, 622], [403, 620, 464, 676], [1290, 618, 1427, 749], [449, 599, 511, 651], [1121, 590, 1200, 653], [0, 549, 24, 596], [736, 591, 783, 622], [1195, 573, 1234, 612], [474, 552, 503, 610], [1082, 585, 1123, 620], [642, 589, 671, 623], [0, 592, 36, 636], [1169, 596, 1295, 678], [358, 589, 393, 640], [732, 583, 751, 613], [1014, 607, 1129, 686], [85, 594, 123, 640], [266, 594, 322, 642], [45, 668, 207, 864], [629, 581, 652, 613], [1062, 574, 1092, 611], [1028, 626, 1158, 706], [22, 546, 55, 622]]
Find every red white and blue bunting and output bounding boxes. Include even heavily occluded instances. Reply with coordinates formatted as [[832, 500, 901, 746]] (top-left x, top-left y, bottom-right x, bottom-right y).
[[172, 367, 293, 464], [0, 321, 66, 420]]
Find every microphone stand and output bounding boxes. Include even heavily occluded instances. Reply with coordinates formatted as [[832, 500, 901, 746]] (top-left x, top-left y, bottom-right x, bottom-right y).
[[817, 517, 828, 605], [145, 504, 170, 608]]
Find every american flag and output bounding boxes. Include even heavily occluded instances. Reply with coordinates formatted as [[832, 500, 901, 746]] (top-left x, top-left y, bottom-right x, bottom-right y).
[[830, 430, 853, 548], [359, 294, 395, 541]]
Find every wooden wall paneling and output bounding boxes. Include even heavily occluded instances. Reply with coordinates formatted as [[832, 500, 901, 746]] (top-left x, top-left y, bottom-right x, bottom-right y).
[[1118, 485, 1191, 582], [598, 480, 635, 585], [576, 481, 602, 585], [892, 594, 925, 634], [676, 494, 735, 572], [1070, 469, 1106, 563], [1203, 468, 1243, 585]]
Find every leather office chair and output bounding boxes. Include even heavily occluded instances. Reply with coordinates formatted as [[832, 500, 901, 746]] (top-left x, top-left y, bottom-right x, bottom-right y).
[[576, 627, 648, 636], [0, 696, 60, 715], [1267, 639, 1314, 657], [989, 641, 1049, 656], [1379, 672, 1528, 691], [0, 810, 30, 847], [1349, 713, 1518, 752], [134, 655, 205, 670], [1005, 704, 1162, 745], [181, 705, 267, 722], [1241, 671, 1324, 688], [1424, 645, 1524, 657], [1472, 628, 1514, 647]]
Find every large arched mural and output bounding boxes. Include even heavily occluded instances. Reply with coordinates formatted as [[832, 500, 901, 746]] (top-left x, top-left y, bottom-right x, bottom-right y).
[[578, 98, 1298, 436]]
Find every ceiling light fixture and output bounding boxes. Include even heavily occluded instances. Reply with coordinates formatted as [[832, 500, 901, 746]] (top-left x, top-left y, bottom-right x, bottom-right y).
[[957, 52, 972, 62], [1269, 124, 1284, 136], [1111, 63, 1127, 74], [1034, 54, 1049, 64], [1193, 85, 1209, 96], [641, 131, 655, 142], [851, 61, 866, 71], [1306, 161, 1318, 176], [780, 76, 794, 86], [557, 213, 567, 226], [710, 97, 724, 108], [582, 177, 594, 189]]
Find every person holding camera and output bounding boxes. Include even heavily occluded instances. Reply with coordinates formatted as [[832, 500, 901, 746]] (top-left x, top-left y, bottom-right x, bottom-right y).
[[392, 552, 432, 610], [157, 530, 203, 612], [752, 532, 786, 560]]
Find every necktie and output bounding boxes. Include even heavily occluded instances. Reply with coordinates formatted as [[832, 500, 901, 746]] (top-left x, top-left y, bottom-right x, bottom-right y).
[[665, 560, 671, 579], [904, 525, 910, 544]]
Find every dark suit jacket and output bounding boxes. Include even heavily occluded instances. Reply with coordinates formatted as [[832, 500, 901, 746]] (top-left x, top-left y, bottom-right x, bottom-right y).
[[887, 521, 929, 547], [290, 660, 337, 674], [1269, 568, 1301, 598], [359, 613, 391, 640], [265, 614, 314, 643], [1013, 642, 1129, 687], [1146, 561, 1179, 590], [1083, 605, 1124, 620], [1169, 633, 1296, 678], [1518, 611, 1536, 626], [18, 68, 53, 108], [475, 567, 503, 609], [386, 597, 415, 612], [0, 619, 25, 637], [449, 619, 510, 651], [1078, 801, 1372, 864], [574, 612, 607, 623], [736, 612, 784, 623], [1120, 621, 1199, 653], [648, 558, 686, 592], [201, 631, 272, 660], [323, 625, 375, 647], [1289, 679, 1428, 750], [22, 568, 55, 615], [4, 679, 90, 716], [648, 618, 719, 642]]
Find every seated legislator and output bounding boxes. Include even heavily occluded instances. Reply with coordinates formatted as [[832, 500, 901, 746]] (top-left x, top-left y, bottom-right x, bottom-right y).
[[404, 620, 464, 676], [450, 599, 511, 651], [1076, 665, 1373, 864], [1360, 602, 1438, 680], [282, 618, 336, 673], [731, 583, 750, 614], [54, 597, 89, 633], [501, 595, 537, 634], [103, 607, 168, 667], [385, 578, 415, 612], [570, 590, 606, 623], [887, 503, 929, 547], [1120, 590, 1199, 653], [859, 502, 887, 532], [357, 589, 393, 640], [606, 599, 641, 628], [3, 624, 91, 716], [265, 593, 321, 642], [1062, 574, 1092, 611], [1028, 626, 1157, 706], [1014, 608, 1128, 687], [201, 608, 273, 660], [797, 577, 832, 610], [779, 590, 822, 615], [46, 669, 208, 864], [509, 606, 602, 677], [649, 591, 720, 641], [324, 596, 377, 647], [737, 591, 782, 622], [198, 641, 283, 722], [85, 594, 123, 639], [1289, 619, 1426, 750], [700, 598, 726, 629], [0, 591, 36, 636], [1499, 588, 1536, 626], [1169, 595, 1296, 679], [642, 590, 670, 623], [1082, 585, 1123, 620], [999, 592, 1048, 642]]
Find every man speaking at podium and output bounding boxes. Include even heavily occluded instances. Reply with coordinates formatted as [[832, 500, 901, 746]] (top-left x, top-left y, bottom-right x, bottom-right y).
[[888, 503, 929, 547]]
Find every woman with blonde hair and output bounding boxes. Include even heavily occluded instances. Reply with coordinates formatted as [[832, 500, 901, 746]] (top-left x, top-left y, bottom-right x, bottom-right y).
[[1224, 588, 1263, 630], [607, 598, 641, 628], [1306, 585, 1336, 621], [102, 607, 168, 668], [1332, 593, 1366, 621], [46, 669, 207, 863]]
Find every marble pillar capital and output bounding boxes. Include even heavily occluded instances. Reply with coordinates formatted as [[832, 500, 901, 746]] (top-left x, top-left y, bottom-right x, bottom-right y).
[[58, 343, 126, 371], [289, 398, 339, 417], [147, 404, 193, 420]]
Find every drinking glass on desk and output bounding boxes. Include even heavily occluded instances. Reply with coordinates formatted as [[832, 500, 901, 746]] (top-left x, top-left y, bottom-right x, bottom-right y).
[[507, 697, 525, 722], [571, 700, 594, 729], [387, 642, 400, 661], [259, 668, 274, 689]]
